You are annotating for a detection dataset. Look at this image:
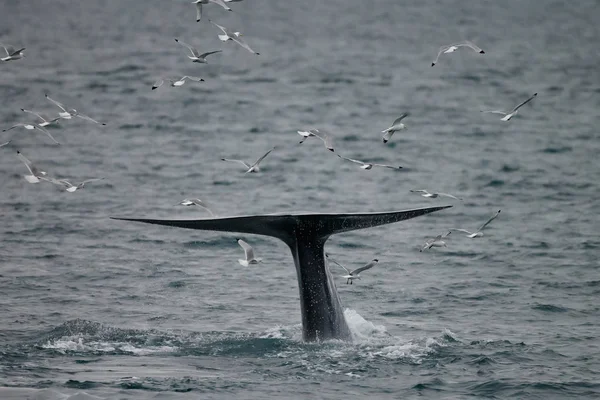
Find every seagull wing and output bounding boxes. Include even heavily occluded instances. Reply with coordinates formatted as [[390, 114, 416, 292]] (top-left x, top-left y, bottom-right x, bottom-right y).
[[350, 259, 378, 275], [410, 189, 428, 194], [34, 125, 60, 145], [372, 163, 402, 170], [195, 2, 202, 22], [191, 199, 215, 215], [79, 177, 105, 185], [3, 123, 24, 131], [511, 93, 537, 113], [75, 113, 103, 124], [448, 228, 473, 235], [437, 192, 462, 200], [391, 113, 410, 125], [21, 109, 46, 122], [175, 38, 200, 57], [4, 45, 15, 55], [45, 94, 69, 113], [237, 239, 255, 260], [312, 130, 334, 151], [152, 78, 164, 90], [17, 151, 44, 176], [199, 50, 222, 59], [209, 0, 232, 10], [325, 254, 350, 274], [481, 110, 508, 115], [457, 40, 483, 52], [432, 46, 450, 65], [181, 76, 204, 82], [477, 210, 501, 232], [221, 158, 252, 169], [0, 140, 10, 148], [232, 35, 259, 55], [337, 154, 365, 166], [209, 19, 228, 34], [250, 147, 275, 168]]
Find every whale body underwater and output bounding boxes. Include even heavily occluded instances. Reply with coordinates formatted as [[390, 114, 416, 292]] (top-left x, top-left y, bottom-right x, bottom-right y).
[[113, 205, 450, 342]]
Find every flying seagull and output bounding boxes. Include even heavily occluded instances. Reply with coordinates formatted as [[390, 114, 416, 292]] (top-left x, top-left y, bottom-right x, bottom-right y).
[[0, 44, 25, 61], [337, 154, 402, 170], [326, 254, 378, 285], [45, 94, 106, 125], [21, 109, 62, 127], [222, 147, 275, 173], [449, 210, 501, 238], [432, 41, 485, 66], [209, 19, 260, 55], [192, 0, 232, 22], [174, 38, 222, 63], [3, 123, 60, 145], [237, 239, 262, 266], [16, 151, 47, 183], [152, 76, 204, 90], [382, 113, 409, 143], [410, 189, 462, 200], [40, 177, 105, 192], [297, 129, 334, 152], [177, 198, 215, 216], [481, 93, 538, 121], [420, 232, 451, 252]]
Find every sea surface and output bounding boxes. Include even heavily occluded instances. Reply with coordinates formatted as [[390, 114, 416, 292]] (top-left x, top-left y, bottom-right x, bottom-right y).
[[1, 0, 599, 399]]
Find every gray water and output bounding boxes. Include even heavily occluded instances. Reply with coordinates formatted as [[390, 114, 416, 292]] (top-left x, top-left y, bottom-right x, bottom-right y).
[[1, 0, 599, 399]]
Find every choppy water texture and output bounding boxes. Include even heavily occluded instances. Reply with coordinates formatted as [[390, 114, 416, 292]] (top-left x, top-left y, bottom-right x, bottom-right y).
[[1, 0, 599, 399]]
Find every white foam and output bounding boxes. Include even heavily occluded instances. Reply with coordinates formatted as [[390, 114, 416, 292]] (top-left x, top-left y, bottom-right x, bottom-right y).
[[41, 336, 178, 355], [344, 308, 388, 342]]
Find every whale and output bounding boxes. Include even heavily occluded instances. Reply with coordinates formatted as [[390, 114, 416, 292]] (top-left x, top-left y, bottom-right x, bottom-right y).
[[112, 205, 451, 342]]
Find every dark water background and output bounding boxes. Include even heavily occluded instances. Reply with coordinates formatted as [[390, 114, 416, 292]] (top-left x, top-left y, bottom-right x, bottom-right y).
[[1, 0, 599, 398]]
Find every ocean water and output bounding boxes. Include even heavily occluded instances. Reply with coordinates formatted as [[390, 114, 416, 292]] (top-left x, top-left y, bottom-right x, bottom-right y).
[[1, 0, 599, 398]]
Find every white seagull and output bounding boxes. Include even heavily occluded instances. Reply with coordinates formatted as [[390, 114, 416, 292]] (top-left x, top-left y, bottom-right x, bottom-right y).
[[449, 210, 501, 238], [16, 151, 47, 183], [192, 0, 232, 22], [40, 177, 105, 192], [152, 76, 204, 90], [337, 154, 402, 170], [382, 113, 409, 143], [177, 198, 215, 216], [21, 109, 62, 127], [420, 232, 451, 252], [481, 93, 538, 121], [432, 41, 485, 66], [237, 239, 262, 266], [297, 129, 334, 152], [209, 19, 260, 55], [326, 254, 378, 285], [410, 189, 462, 200], [0, 44, 25, 61], [45, 94, 106, 125], [174, 38, 222, 63], [0, 140, 10, 148], [221, 147, 275, 173], [3, 123, 60, 145]]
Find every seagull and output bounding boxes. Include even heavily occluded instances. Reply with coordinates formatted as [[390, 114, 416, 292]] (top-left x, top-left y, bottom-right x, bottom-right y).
[[174, 38, 222, 63], [221, 147, 275, 173], [0, 44, 25, 61], [16, 151, 47, 183], [326, 254, 378, 285], [420, 232, 451, 252], [432, 41, 485, 66], [3, 123, 60, 145], [382, 113, 409, 143], [410, 189, 462, 200], [0, 140, 10, 148], [237, 238, 262, 266], [45, 94, 106, 125], [449, 210, 501, 238], [177, 198, 215, 216], [152, 76, 204, 90], [192, 0, 232, 22], [481, 93, 538, 121], [21, 109, 62, 127], [209, 19, 260, 55], [337, 154, 402, 170], [297, 129, 334, 152], [40, 177, 105, 192]]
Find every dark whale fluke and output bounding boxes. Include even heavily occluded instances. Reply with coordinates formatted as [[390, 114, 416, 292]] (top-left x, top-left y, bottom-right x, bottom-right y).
[[112, 205, 451, 342]]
